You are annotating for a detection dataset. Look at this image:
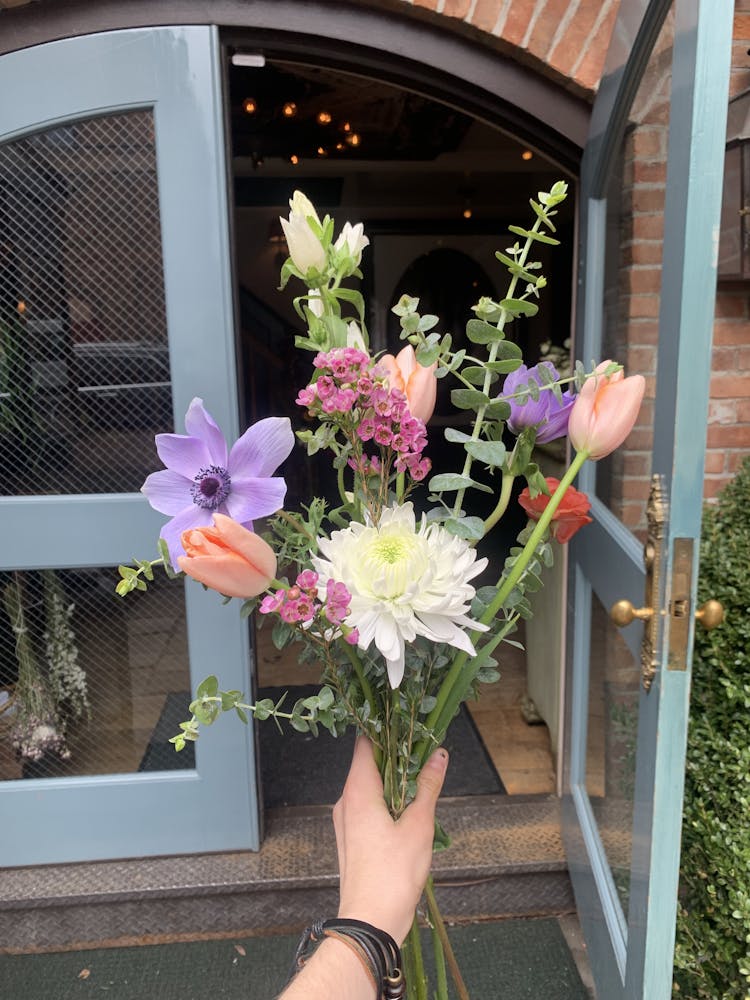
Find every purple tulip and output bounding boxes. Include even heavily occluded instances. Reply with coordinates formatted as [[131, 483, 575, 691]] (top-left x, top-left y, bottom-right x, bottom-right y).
[[501, 362, 575, 444], [141, 398, 294, 568]]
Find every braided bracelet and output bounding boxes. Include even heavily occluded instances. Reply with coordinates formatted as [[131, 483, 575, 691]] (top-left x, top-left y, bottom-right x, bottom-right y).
[[291, 917, 406, 999]]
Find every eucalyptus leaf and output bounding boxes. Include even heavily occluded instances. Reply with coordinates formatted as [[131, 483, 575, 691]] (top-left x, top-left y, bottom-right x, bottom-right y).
[[428, 473, 474, 492], [450, 388, 491, 410], [444, 427, 474, 443], [464, 439, 506, 467], [466, 318, 504, 344], [499, 297, 539, 317], [443, 516, 485, 541]]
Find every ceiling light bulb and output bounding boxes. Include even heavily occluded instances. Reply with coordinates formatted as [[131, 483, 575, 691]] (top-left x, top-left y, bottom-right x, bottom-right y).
[[290, 154, 300, 165], [316, 111, 332, 125], [282, 102, 297, 118], [463, 207, 473, 219], [346, 133, 361, 147], [242, 97, 258, 114], [317, 146, 328, 157], [342, 122, 351, 132], [521, 149, 533, 161], [335, 142, 345, 151]]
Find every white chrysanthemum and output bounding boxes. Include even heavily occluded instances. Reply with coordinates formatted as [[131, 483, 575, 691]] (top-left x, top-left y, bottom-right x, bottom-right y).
[[312, 503, 489, 688]]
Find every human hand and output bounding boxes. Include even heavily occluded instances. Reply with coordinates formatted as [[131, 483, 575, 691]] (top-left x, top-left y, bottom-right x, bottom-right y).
[[332, 736, 449, 946]]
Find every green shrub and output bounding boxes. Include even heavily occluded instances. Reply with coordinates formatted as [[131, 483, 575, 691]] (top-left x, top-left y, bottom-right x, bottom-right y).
[[673, 457, 750, 999]]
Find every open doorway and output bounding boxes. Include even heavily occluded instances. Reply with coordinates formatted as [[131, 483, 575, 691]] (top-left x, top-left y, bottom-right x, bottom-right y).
[[226, 50, 575, 811]]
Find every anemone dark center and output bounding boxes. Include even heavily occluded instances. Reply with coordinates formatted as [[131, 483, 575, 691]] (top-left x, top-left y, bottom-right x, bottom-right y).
[[191, 465, 231, 509]]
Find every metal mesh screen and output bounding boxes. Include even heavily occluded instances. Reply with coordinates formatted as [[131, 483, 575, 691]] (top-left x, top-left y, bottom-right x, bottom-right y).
[[0, 569, 190, 780], [0, 110, 173, 497]]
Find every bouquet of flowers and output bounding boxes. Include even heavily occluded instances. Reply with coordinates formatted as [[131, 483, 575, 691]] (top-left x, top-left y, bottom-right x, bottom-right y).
[[117, 183, 644, 999]]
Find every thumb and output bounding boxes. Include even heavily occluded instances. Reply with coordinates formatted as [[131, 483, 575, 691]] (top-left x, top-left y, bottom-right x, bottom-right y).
[[409, 748, 449, 818]]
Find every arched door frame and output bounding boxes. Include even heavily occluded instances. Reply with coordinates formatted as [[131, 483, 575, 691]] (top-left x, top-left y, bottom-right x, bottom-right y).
[[0, 0, 589, 170]]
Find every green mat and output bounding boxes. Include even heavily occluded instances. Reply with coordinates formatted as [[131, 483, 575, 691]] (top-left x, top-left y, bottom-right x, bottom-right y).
[[1, 920, 588, 999]]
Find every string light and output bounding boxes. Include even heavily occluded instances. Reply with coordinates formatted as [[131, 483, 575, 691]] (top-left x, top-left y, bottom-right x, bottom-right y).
[[242, 98, 258, 115], [290, 154, 300, 165], [316, 111, 332, 125], [346, 133, 361, 147], [282, 102, 298, 118], [317, 146, 328, 157], [521, 149, 533, 161]]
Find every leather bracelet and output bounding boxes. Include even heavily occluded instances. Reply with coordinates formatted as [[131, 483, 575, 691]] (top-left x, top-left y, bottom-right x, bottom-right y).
[[291, 917, 406, 999]]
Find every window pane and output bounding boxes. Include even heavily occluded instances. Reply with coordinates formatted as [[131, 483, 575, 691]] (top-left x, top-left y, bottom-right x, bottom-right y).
[[0, 110, 172, 497]]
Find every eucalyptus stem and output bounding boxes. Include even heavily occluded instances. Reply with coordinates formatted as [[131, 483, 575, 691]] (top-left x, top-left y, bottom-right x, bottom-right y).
[[451, 212, 548, 518], [337, 463, 348, 505], [482, 473, 515, 536], [424, 876, 469, 1000]]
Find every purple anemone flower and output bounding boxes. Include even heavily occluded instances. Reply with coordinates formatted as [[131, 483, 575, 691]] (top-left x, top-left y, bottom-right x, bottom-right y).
[[141, 398, 295, 568], [501, 362, 575, 444]]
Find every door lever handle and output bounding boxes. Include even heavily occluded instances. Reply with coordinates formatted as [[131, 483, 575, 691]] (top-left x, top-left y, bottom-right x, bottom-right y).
[[610, 599, 654, 627]]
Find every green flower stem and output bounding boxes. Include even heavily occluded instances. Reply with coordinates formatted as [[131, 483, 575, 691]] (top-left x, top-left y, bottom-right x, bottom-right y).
[[396, 470, 406, 502], [482, 473, 515, 537], [337, 463, 348, 505], [418, 450, 588, 763], [405, 916, 428, 1000], [431, 921, 448, 1000], [342, 643, 382, 770], [424, 876, 468, 1000]]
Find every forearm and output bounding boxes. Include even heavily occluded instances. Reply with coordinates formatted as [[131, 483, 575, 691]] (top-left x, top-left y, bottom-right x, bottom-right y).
[[278, 937, 376, 1000]]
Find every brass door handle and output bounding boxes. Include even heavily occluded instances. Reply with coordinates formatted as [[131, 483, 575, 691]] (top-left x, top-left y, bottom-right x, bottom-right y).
[[695, 599, 724, 629], [610, 600, 654, 627]]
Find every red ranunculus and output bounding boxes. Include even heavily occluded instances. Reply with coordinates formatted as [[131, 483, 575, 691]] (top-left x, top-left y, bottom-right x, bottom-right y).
[[518, 477, 592, 544]]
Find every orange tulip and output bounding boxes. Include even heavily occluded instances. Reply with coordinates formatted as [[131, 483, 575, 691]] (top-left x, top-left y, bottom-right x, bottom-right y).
[[568, 361, 645, 460], [178, 514, 276, 598], [379, 345, 437, 424]]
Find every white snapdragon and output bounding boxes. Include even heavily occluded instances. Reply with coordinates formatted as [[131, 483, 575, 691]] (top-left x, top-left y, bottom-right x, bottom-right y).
[[334, 221, 369, 266], [280, 192, 326, 274]]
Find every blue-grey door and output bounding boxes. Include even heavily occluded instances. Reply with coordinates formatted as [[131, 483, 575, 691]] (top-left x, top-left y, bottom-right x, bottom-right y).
[[563, 1, 733, 997], [0, 27, 260, 865]]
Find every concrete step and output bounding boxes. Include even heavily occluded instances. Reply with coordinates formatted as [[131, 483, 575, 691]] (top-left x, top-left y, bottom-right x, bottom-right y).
[[0, 795, 573, 953]]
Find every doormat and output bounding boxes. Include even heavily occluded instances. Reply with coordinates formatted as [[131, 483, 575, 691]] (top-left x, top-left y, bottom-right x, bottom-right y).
[[0, 919, 589, 999], [139, 686, 506, 804]]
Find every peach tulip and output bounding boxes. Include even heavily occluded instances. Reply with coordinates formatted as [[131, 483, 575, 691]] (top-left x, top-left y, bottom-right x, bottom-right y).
[[379, 345, 437, 424], [568, 361, 646, 460], [178, 514, 277, 598]]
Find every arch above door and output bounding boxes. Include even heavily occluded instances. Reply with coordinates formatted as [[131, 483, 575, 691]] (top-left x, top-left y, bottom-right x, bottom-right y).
[[0, 0, 590, 168]]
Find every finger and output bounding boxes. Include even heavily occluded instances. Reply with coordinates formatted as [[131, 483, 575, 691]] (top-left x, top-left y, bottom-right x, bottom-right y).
[[341, 735, 386, 807], [399, 748, 448, 830]]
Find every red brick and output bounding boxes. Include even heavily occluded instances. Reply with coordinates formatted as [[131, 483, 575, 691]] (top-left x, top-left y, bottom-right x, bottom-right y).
[[631, 187, 667, 214], [527, 0, 571, 60], [710, 374, 750, 398], [627, 345, 658, 374], [632, 215, 664, 240], [706, 424, 750, 448], [630, 129, 666, 160], [574, 1, 619, 91], [621, 503, 646, 529], [736, 399, 750, 422], [734, 13, 750, 37], [622, 452, 651, 477], [703, 451, 726, 475], [703, 476, 732, 499], [714, 293, 748, 319], [622, 241, 664, 266], [443, 0, 472, 17], [626, 294, 660, 319], [413, 0, 439, 9], [503, 0, 534, 47], [471, 0, 505, 33], [708, 398, 738, 425], [627, 319, 660, 345], [548, 0, 602, 78], [727, 451, 748, 473], [712, 345, 738, 369], [712, 320, 750, 345], [632, 161, 668, 184], [625, 267, 662, 294], [620, 476, 652, 500]]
